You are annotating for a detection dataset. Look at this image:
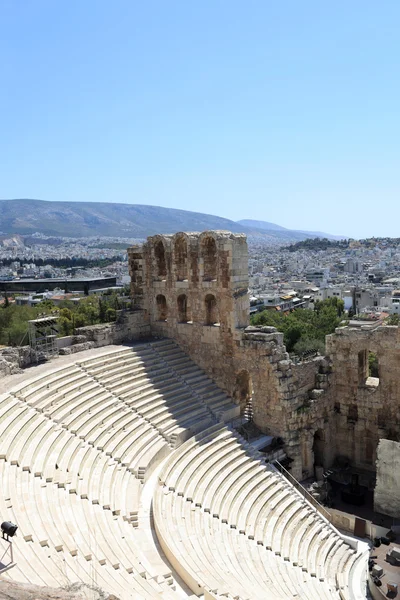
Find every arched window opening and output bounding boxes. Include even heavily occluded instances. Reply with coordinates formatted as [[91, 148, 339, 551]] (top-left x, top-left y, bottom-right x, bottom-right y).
[[202, 236, 217, 281], [177, 294, 189, 323], [205, 294, 218, 325], [347, 404, 358, 424], [234, 370, 253, 415], [175, 237, 188, 281], [313, 429, 325, 468], [358, 350, 367, 385], [156, 294, 168, 321], [154, 241, 167, 278], [368, 352, 379, 384]]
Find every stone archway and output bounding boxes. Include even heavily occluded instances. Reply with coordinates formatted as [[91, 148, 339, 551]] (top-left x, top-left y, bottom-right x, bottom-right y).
[[174, 236, 188, 281], [156, 294, 168, 321], [177, 294, 189, 323], [234, 370, 253, 413], [201, 236, 217, 281], [205, 294, 218, 325], [154, 240, 167, 278], [313, 429, 325, 469]]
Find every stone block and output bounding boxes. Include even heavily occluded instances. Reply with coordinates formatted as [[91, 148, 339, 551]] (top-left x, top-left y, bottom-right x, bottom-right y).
[[371, 564, 383, 578]]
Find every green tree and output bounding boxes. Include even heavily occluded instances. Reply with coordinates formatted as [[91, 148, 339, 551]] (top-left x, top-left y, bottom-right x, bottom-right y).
[[386, 314, 400, 326], [105, 307, 117, 322]]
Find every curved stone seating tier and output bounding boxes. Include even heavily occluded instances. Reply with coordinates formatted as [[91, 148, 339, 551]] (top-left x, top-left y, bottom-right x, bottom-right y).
[[0, 340, 367, 599], [155, 425, 365, 600], [79, 339, 240, 434]]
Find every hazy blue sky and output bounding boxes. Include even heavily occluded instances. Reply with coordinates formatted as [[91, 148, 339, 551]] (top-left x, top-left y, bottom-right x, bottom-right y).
[[1, 1, 399, 238]]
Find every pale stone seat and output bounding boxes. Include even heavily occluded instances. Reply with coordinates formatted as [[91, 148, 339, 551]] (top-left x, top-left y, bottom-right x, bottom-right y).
[[199, 442, 259, 515], [119, 468, 141, 523], [0, 402, 30, 459], [8, 410, 51, 468], [33, 427, 69, 479], [205, 515, 270, 598], [125, 433, 168, 479], [29, 375, 96, 412], [13, 365, 84, 398], [0, 461, 59, 587], [18, 458, 168, 598], [166, 428, 231, 493], [156, 474, 310, 599], [181, 438, 238, 502], [39, 380, 100, 415], [53, 390, 114, 428], [78, 347, 138, 370], [95, 416, 144, 457], [212, 453, 257, 520], [75, 402, 123, 441], [190, 505, 262, 599], [261, 487, 295, 549], [0, 405, 37, 461], [145, 400, 211, 438], [108, 421, 156, 464], [90, 357, 149, 381], [155, 492, 221, 596], [311, 524, 336, 573], [158, 423, 224, 487], [234, 475, 278, 536], [128, 388, 196, 422], [0, 394, 22, 421], [83, 404, 132, 446], [226, 466, 269, 529], [137, 390, 202, 422], [65, 396, 120, 439], [121, 385, 185, 411], [16, 372, 90, 413], [91, 409, 140, 451], [228, 469, 272, 534], [297, 518, 324, 570], [270, 499, 305, 558], [100, 361, 171, 390]]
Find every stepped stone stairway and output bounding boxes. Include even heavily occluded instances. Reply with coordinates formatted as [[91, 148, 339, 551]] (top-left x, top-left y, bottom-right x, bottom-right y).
[[0, 338, 367, 599]]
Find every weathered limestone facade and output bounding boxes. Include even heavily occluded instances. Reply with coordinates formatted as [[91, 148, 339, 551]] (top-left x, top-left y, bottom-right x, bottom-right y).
[[374, 439, 400, 518], [326, 325, 400, 472], [127, 230, 400, 484], [128, 231, 334, 479]]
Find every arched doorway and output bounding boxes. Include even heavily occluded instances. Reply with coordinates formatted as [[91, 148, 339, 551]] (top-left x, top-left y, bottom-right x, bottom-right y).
[[234, 370, 253, 415], [154, 241, 167, 278], [177, 294, 189, 323], [201, 236, 217, 281], [313, 429, 325, 469], [156, 294, 168, 321], [205, 294, 218, 325], [174, 236, 188, 281]]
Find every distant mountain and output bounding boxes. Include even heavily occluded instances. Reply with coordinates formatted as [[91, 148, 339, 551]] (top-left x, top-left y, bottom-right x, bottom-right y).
[[237, 219, 344, 240], [237, 219, 288, 232], [0, 199, 341, 242]]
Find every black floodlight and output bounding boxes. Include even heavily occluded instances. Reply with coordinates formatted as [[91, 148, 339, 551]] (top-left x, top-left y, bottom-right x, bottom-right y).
[[1, 521, 18, 540]]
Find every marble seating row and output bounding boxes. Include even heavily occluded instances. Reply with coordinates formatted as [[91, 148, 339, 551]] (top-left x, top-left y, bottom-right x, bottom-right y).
[[155, 425, 363, 600]]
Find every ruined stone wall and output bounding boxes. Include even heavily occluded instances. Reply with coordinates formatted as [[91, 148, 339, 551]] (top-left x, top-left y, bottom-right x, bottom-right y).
[[127, 230, 400, 483], [326, 325, 400, 472], [374, 439, 400, 518], [75, 311, 151, 347], [128, 230, 332, 480]]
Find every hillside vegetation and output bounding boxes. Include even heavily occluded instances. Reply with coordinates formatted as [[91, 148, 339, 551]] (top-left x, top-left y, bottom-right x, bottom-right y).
[[250, 297, 345, 354]]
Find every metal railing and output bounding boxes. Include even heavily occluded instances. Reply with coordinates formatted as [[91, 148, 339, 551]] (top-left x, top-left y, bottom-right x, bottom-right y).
[[274, 460, 331, 522]]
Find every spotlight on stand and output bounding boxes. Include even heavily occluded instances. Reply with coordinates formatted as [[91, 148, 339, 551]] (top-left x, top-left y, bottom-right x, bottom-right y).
[[1, 522, 18, 541]]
